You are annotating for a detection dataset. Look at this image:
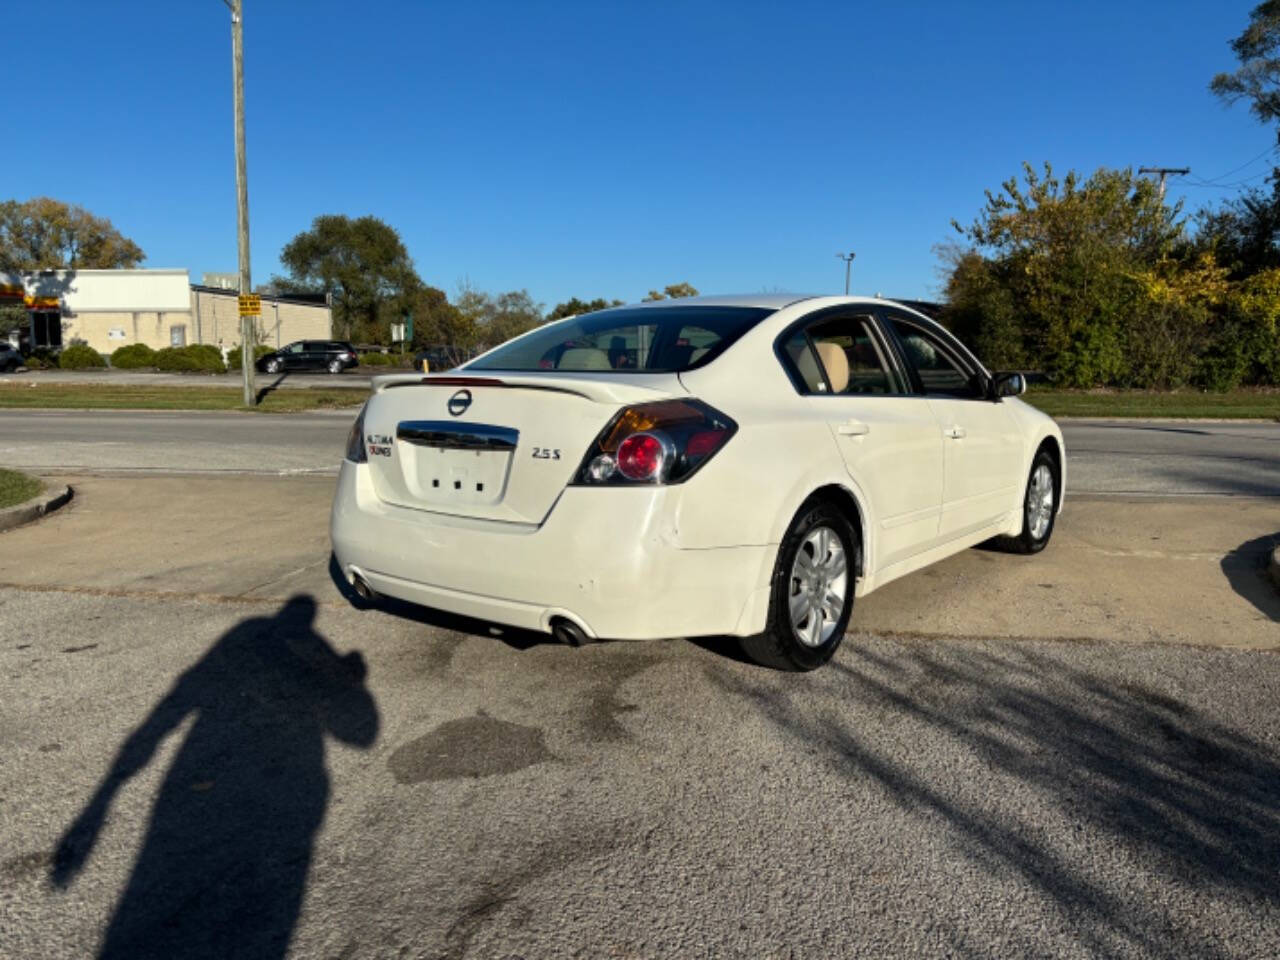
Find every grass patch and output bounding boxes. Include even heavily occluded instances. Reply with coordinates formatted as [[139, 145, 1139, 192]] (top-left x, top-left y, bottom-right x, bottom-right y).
[[0, 468, 42, 509], [0, 383, 366, 413], [1024, 388, 1280, 420]]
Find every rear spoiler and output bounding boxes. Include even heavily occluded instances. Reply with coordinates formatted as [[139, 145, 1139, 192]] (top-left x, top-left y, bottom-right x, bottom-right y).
[[370, 372, 685, 405]]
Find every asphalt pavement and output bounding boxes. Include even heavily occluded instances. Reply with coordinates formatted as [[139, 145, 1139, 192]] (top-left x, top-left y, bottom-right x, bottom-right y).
[[4, 588, 1280, 959]]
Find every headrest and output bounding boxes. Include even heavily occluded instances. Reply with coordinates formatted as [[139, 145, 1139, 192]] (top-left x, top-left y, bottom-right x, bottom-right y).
[[815, 341, 849, 393], [558, 348, 611, 370]]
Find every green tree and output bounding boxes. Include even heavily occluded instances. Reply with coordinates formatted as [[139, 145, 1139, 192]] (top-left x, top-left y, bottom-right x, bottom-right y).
[[0, 197, 144, 270], [1211, 1, 1280, 128], [945, 163, 1181, 386], [1191, 186, 1280, 277], [456, 284, 545, 349], [547, 296, 623, 320], [279, 215, 418, 342], [642, 282, 699, 301]]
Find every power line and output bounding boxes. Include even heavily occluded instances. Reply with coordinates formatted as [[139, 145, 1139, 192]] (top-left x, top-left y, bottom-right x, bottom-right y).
[[1177, 168, 1273, 189], [1187, 144, 1278, 186]]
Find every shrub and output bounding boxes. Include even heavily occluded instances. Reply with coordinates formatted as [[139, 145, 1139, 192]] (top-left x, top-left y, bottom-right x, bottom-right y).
[[110, 343, 157, 369], [59, 343, 108, 369], [21, 353, 45, 369], [224, 344, 275, 370], [359, 352, 397, 366], [154, 344, 226, 373]]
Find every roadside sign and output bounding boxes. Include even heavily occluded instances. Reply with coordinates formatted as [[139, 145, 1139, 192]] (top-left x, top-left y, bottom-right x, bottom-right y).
[[238, 294, 261, 316]]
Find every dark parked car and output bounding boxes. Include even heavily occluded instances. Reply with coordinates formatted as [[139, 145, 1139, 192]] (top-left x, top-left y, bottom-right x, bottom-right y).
[[0, 342, 23, 372], [257, 340, 359, 375]]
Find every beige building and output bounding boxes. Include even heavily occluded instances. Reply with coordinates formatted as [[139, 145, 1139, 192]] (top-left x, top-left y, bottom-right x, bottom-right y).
[[1, 269, 331, 355]]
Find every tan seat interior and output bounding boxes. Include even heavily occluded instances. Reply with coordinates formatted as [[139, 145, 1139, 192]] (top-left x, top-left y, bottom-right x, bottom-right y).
[[814, 341, 850, 393], [558, 347, 611, 370]]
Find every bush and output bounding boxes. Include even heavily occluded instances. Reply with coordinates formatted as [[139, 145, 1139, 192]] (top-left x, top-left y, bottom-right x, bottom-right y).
[[359, 352, 397, 366], [59, 343, 107, 369], [224, 344, 275, 370], [22, 347, 58, 369], [110, 343, 157, 369], [154, 344, 226, 373]]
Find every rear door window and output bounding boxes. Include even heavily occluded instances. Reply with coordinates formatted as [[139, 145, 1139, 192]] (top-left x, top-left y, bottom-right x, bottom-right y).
[[777, 314, 906, 395]]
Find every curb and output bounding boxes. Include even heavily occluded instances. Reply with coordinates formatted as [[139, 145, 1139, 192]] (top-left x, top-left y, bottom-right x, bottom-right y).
[[1270, 546, 1280, 592], [0, 483, 73, 533]]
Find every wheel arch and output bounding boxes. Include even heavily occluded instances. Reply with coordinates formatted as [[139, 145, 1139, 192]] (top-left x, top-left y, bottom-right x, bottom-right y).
[[1033, 433, 1065, 513], [779, 481, 868, 579]]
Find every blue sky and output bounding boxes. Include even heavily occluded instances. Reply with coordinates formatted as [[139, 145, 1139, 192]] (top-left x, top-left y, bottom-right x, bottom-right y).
[[10, 1, 1273, 307]]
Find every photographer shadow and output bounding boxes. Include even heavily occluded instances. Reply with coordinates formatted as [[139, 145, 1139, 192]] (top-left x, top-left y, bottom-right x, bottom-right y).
[[50, 595, 378, 960]]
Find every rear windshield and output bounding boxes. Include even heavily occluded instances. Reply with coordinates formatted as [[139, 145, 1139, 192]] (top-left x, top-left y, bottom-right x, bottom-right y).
[[466, 306, 774, 373]]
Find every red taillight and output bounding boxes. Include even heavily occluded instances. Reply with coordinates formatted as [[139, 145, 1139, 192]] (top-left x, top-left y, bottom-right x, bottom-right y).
[[573, 399, 736, 486], [686, 429, 727, 458], [616, 432, 666, 481]]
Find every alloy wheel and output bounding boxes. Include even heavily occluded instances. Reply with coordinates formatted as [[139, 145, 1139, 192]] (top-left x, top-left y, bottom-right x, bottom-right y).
[[1027, 463, 1054, 540], [788, 525, 848, 647]]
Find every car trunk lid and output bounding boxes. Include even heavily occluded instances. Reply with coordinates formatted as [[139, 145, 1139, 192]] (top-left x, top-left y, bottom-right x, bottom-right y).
[[362, 372, 686, 524]]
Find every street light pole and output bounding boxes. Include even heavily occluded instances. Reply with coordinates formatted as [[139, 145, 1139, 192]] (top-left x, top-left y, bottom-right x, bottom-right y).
[[228, 0, 255, 405], [836, 252, 856, 295]]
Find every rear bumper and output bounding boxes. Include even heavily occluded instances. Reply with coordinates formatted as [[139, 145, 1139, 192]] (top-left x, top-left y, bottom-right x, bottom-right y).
[[330, 460, 774, 640]]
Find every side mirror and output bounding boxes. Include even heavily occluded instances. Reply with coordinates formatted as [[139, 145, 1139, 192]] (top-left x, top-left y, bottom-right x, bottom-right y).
[[989, 371, 1026, 399]]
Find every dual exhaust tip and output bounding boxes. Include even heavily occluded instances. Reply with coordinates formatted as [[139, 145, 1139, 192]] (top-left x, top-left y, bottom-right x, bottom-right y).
[[347, 568, 593, 647]]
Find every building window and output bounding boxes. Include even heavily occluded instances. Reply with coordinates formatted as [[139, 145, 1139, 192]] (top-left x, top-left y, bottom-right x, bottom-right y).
[[170, 325, 187, 347], [31, 310, 62, 349]]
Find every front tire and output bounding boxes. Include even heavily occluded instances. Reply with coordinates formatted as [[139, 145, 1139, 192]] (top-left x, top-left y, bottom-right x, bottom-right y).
[[265, 358, 282, 374], [739, 498, 857, 671], [996, 449, 1058, 554]]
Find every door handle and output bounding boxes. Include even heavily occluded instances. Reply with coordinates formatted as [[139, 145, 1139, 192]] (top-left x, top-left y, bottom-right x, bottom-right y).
[[836, 420, 870, 437], [943, 425, 966, 440]]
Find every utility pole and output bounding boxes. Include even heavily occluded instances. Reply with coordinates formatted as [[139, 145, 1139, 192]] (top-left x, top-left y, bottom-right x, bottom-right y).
[[836, 252, 856, 295], [1137, 166, 1189, 201], [227, 0, 255, 405]]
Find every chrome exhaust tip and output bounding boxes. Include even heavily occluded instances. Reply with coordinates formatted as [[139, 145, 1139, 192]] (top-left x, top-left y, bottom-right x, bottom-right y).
[[350, 572, 377, 604], [550, 617, 590, 647]]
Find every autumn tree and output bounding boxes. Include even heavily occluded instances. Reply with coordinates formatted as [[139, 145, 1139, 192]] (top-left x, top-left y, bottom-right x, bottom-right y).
[[945, 164, 1181, 386], [0, 197, 144, 271], [455, 284, 545, 349]]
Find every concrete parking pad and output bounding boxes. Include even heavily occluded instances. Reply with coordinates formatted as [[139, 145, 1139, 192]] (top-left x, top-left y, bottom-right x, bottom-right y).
[[1, 475, 1275, 649]]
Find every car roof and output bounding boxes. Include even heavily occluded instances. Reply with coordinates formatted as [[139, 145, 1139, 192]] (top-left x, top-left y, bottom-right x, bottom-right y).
[[619, 293, 814, 311], [606, 294, 932, 313]]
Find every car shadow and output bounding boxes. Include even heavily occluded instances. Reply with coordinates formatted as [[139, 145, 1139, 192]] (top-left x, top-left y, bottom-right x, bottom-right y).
[[49, 595, 378, 960], [327, 553, 558, 651], [1221, 532, 1280, 623], [706, 639, 1280, 956]]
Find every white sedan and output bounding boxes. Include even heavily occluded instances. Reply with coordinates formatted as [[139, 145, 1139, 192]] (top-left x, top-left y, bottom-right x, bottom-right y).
[[331, 295, 1064, 670]]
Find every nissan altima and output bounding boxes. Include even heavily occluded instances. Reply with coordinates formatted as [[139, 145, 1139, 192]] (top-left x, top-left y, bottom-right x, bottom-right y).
[[330, 295, 1064, 670]]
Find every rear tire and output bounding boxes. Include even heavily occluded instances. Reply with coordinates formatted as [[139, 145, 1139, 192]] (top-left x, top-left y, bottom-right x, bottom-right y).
[[739, 498, 857, 671], [994, 449, 1058, 554], [328, 359, 343, 374]]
